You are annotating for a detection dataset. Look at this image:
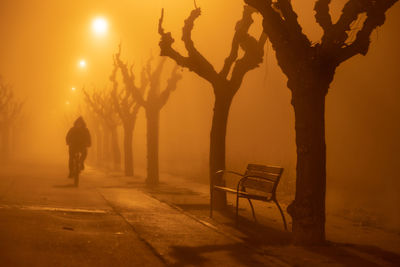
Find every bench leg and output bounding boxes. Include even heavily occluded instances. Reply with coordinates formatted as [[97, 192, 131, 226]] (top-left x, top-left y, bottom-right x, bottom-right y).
[[274, 199, 288, 231], [210, 188, 213, 218], [247, 198, 257, 222], [236, 194, 240, 224]]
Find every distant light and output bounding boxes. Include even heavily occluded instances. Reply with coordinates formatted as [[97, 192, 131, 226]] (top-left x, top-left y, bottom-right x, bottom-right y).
[[92, 17, 108, 36], [79, 60, 86, 68], [71, 87, 76, 91], [66, 101, 70, 105]]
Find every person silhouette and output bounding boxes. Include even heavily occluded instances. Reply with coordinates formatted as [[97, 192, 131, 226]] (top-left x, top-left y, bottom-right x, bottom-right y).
[[66, 116, 91, 177]]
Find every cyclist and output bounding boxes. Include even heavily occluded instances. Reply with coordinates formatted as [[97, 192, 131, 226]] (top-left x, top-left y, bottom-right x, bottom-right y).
[[66, 116, 91, 178]]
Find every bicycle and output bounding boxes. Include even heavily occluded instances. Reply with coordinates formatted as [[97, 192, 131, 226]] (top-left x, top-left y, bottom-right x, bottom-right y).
[[71, 151, 83, 187]]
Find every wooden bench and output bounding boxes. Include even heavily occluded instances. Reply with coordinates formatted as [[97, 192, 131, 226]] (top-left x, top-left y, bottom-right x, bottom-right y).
[[210, 163, 287, 230]]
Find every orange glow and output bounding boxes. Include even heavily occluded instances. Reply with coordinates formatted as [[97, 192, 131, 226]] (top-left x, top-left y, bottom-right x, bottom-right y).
[[0, 1, 399, 243]]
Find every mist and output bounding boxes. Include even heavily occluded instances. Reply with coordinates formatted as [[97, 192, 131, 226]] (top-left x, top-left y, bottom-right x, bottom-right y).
[[0, 0, 399, 263]]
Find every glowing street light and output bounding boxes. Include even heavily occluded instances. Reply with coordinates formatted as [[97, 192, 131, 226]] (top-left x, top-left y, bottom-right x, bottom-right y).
[[66, 100, 70, 105], [78, 59, 86, 69], [71, 87, 76, 92], [92, 17, 108, 36]]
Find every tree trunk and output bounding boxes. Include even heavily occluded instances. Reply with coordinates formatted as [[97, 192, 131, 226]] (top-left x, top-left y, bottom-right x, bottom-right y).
[[0, 126, 10, 161], [145, 107, 160, 186], [96, 128, 103, 166], [288, 86, 327, 245], [210, 93, 233, 209], [123, 124, 134, 176], [111, 127, 121, 171], [102, 126, 112, 168]]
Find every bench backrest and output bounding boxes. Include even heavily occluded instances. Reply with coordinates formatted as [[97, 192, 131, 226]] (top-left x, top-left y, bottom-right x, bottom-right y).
[[241, 164, 284, 196]]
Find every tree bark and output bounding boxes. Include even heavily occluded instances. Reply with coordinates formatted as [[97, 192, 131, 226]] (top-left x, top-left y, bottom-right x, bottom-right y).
[[288, 86, 327, 245], [102, 127, 111, 165], [210, 92, 233, 209], [145, 106, 160, 185], [123, 124, 134, 176], [95, 128, 103, 166], [111, 127, 121, 170]]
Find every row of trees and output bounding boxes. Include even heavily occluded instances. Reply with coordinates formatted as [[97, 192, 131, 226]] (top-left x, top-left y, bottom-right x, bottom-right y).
[[159, 0, 397, 245], [0, 78, 23, 162], [82, 6, 266, 193], [82, 46, 182, 186], [76, 0, 397, 246]]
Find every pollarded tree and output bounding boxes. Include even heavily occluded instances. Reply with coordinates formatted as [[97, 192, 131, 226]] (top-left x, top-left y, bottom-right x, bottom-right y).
[[244, 0, 398, 244], [115, 53, 182, 185], [0, 80, 23, 160], [158, 5, 266, 204], [80, 105, 102, 166], [110, 47, 148, 176], [84, 88, 122, 170]]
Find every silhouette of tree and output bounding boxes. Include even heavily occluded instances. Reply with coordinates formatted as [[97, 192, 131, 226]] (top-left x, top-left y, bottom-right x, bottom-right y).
[[110, 46, 148, 176], [115, 52, 182, 185], [80, 105, 101, 166], [158, 5, 266, 204], [0, 80, 23, 160], [244, 0, 398, 245], [83, 88, 121, 170]]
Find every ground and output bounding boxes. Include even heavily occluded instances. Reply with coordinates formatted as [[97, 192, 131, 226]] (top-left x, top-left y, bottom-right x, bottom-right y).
[[0, 160, 399, 266]]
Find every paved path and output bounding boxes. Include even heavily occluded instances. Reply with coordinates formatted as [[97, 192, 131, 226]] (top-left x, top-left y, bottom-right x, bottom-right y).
[[0, 161, 163, 267], [0, 161, 285, 266], [1, 161, 399, 266]]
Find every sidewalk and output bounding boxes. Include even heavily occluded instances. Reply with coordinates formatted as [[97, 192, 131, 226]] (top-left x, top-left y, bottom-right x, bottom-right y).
[[90, 167, 400, 266]]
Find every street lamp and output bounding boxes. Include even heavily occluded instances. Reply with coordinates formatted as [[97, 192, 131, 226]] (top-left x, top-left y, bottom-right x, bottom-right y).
[[78, 59, 86, 69], [92, 17, 108, 36]]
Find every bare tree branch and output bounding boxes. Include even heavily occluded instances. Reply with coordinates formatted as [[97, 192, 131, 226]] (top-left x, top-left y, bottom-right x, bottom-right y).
[[147, 57, 167, 100], [277, 0, 310, 45], [158, 8, 218, 84], [220, 6, 256, 78], [229, 6, 268, 88], [337, 0, 398, 63], [0, 82, 13, 113], [314, 0, 332, 31], [159, 64, 183, 108], [114, 48, 146, 106], [83, 88, 120, 129], [244, 0, 311, 69]]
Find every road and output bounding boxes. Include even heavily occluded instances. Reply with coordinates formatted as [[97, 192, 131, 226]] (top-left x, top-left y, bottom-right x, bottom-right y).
[[1, 160, 399, 266], [0, 161, 165, 267], [0, 161, 282, 267]]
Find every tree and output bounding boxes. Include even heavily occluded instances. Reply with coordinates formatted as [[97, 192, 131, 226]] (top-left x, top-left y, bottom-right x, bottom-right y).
[[84, 88, 121, 170], [158, 5, 266, 204], [244, 0, 398, 244], [81, 106, 103, 166], [0, 79, 23, 161], [110, 47, 148, 176], [115, 53, 182, 185]]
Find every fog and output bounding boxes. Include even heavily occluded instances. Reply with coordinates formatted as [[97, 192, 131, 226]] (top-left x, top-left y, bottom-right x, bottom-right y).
[[0, 0, 399, 230]]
